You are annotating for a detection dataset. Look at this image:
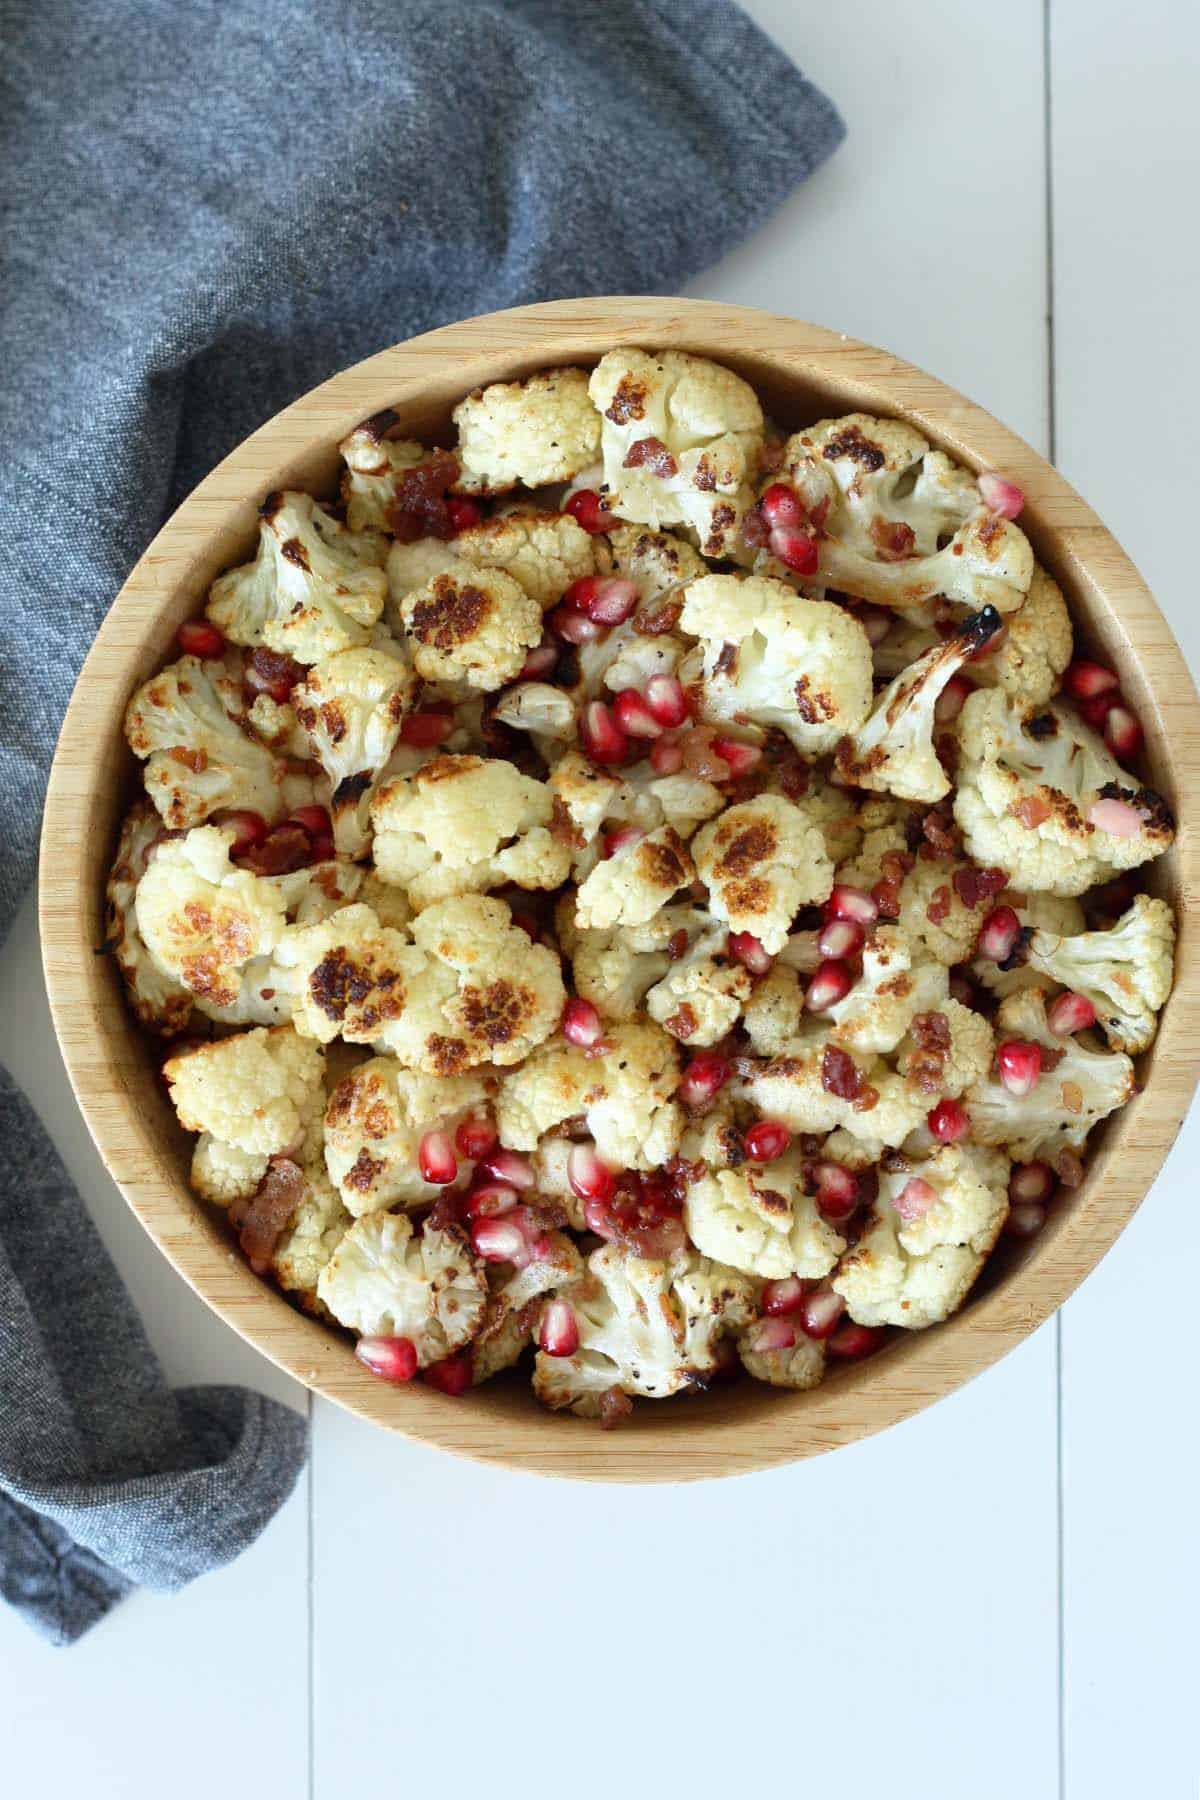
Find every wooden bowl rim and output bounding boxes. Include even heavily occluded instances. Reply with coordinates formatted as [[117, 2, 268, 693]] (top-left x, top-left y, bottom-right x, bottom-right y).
[[39, 297, 1200, 1481]]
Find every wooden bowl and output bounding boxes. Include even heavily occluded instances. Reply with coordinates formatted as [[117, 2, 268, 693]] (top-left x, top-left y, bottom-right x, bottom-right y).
[[39, 297, 1200, 1480]]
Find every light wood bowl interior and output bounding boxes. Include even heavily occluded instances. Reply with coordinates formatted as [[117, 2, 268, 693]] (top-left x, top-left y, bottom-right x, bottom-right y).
[[39, 298, 1200, 1480]]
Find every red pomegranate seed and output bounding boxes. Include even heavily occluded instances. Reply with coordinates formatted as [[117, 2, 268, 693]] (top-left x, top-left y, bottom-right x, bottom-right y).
[[562, 575, 602, 613], [1079, 691, 1115, 728], [928, 1098, 971, 1143], [644, 675, 689, 727], [289, 804, 333, 841], [825, 884, 879, 926], [978, 904, 1022, 962], [446, 495, 482, 533], [602, 824, 645, 858], [827, 1321, 886, 1360], [678, 1051, 731, 1111], [400, 709, 454, 747], [948, 970, 977, 1007], [746, 1317, 797, 1354], [760, 482, 805, 529], [1088, 796, 1145, 838], [817, 917, 864, 960], [1010, 1161, 1055, 1204], [222, 809, 269, 855], [423, 1352, 472, 1396], [893, 1176, 938, 1223], [1047, 990, 1098, 1035], [1006, 1202, 1046, 1238], [805, 959, 853, 1013], [1064, 660, 1120, 701], [712, 737, 762, 777], [997, 1039, 1042, 1096], [308, 835, 335, 864], [934, 673, 973, 723], [519, 642, 559, 680], [728, 931, 774, 975], [744, 1120, 790, 1163], [567, 1143, 614, 1203], [465, 1182, 519, 1219], [977, 471, 1025, 519], [178, 617, 226, 659], [564, 488, 616, 535], [761, 1275, 807, 1316], [355, 1335, 418, 1382], [613, 688, 663, 738], [812, 1161, 859, 1221], [584, 577, 639, 626], [563, 997, 605, 1049], [549, 603, 605, 643], [769, 524, 819, 574], [581, 700, 629, 765], [480, 1147, 534, 1189], [539, 1300, 580, 1358], [650, 738, 684, 774], [418, 1129, 458, 1185], [1104, 704, 1143, 759], [470, 1216, 529, 1264], [799, 1287, 846, 1340], [455, 1115, 497, 1160]]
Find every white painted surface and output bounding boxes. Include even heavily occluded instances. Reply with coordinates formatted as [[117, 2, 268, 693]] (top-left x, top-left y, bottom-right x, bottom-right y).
[[1, 3, 1195, 1794]]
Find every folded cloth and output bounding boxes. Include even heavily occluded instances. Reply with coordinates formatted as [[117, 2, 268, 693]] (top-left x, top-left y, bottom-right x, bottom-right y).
[[0, 0, 844, 1641]]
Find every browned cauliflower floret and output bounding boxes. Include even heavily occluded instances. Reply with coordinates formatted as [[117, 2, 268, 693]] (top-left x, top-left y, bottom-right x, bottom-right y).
[[165, 1025, 325, 1158], [969, 564, 1073, 706], [396, 560, 541, 690], [573, 823, 695, 930], [134, 825, 288, 1011], [106, 802, 194, 1035], [607, 522, 706, 615], [496, 1019, 682, 1170], [403, 894, 566, 1071], [124, 653, 291, 829], [339, 422, 427, 532], [469, 1233, 584, 1385], [683, 1152, 845, 1281], [692, 794, 833, 954], [317, 1213, 487, 1366], [290, 647, 416, 858], [452, 367, 601, 493], [322, 1057, 491, 1215]]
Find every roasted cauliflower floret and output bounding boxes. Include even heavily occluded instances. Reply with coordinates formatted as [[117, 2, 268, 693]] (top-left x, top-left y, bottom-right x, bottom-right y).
[[954, 690, 1175, 895], [125, 653, 288, 829], [971, 891, 1087, 1000], [207, 491, 387, 663], [135, 825, 288, 1010], [833, 1144, 1010, 1329], [574, 824, 695, 931], [896, 857, 984, 965], [742, 965, 805, 1056], [589, 348, 763, 558], [272, 903, 426, 1046], [404, 894, 566, 1070], [165, 1025, 325, 1156], [452, 367, 601, 493], [316, 1213, 486, 1365], [782, 415, 978, 559], [454, 509, 598, 608], [605, 763, 726, 844], [323, 1057, 491, 1214], [692, 795, 833, 954], [970, 564, 1073, 706], [643, 916, 753, 1047], [566, 903, 697, 1021], [734, 1030, 927, 1156], [532, 1243, 754, 1414], [684, 1155, 845, 1281], [270, 1171, 351, 1308], [395, 560, 541, 691], [106, 802, 194, 1035], [339, 423, 426, 532], [826, 926, 949, 1055], [496, 1019, 682, 1170], [547, 749, 622, 854], [896, 998, 995, 1103], [680, 574, 873, 754], [966, 985, 1136, 1159], [607, 523, 706, 612], [370, 754, 571, 908], [835, 607, 1003, 802], [1020, 893, 1175, 1053], [737, 1325, 826, 1389], [290, 648, 415, 857], [470, 1232, 585, 1384]]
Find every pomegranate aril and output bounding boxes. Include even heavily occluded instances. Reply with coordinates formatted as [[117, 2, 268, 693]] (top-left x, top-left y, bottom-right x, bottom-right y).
[[465, 1182, 519, 1219], [805, 959, 853, 1013], [1088, 796, 1145, 838], [355, 1335, 418, 1382], [400, 709, 453, 747], [1104, 704, 1143, 759], [222, 809, 269, 855], [423, 1352, 472, 1396], [470, 1216, 528, 1264], [760, 482, 804, 529], [812, 1160, 859, 1220], [799, 1287, 846, 1340], [1064, 659, 1120, 701], [563, 997, 605, 1049], [1079, 691, 1115, 728], [177, 617, 226, 659], [603, 824, 645, 858], [927, 1098, 971, 1143], [827, 1321, 886, 1360], [650, 737, 684, 775], [455, 1115, 497, 1160], [728, 931, 774, 975], [581, 700, 628, 765], [743, 1120, 790, 1163], [746, 1317, 797, 1354], [769, 523, 819, 575], [289, 804, 333, 841], [934, 673, 973, 723], [539, 1300, 580, 1358], [644, 674, 689, 727], [678, 1051, 731, 1111], [977, 904, 1022, 962], [519, 642, 559, 680], [977, 471, 1025, 519], [446, 495, 482, 532], [567, 1143, 615, 1203], [549, 603, 605, 644], [1010, 1160, 1055, 1204], [712, 737, 762, 777], [583, 577, 638, 626], [817, 917, 864, 960], [1047, 989, 1098, 1035], [613, 688, 663, 739], [997, 1039, 1042, 1096], [761, 1275, 807, 1316], [825, 884, 879, 926], [564, 488, 615, 535], [480, 1147, 534, 1189], [1006, 1202, 1046, 1238], [892, 1176, 937, 1223], [308, 835, 335, 864], [418, 1129, 458, 1185]]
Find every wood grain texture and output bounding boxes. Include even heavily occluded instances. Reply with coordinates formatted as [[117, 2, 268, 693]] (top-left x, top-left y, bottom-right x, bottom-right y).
[[38, 297, 1200, 1480]]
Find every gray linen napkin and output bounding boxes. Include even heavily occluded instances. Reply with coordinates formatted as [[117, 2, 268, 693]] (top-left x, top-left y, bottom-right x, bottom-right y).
[[0, 0, 844, 1642]]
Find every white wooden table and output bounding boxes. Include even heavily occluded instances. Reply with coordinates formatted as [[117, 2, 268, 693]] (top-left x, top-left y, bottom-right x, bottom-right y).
[[3, 3, 1197, 1793]]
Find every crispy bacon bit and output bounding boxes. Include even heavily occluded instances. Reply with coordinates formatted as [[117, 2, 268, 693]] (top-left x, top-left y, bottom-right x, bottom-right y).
[[245, 646, 304, 703], [229, 1158, 305, 1274], [881, 849, 916, 886], [623, 435, 678, 477], [599, 1386, 634, 1429], [953, 864, 1008, 908], [386, 449, 460, 542], [920, 804, 959, 856], [926, 884, 952, 925], [1011, 793, 1052, 829], [906, 1052, 947, 1096], [741, 508, 769, 551], [666, 927, 690, 961], [910, 1011, 951, 1052], [237, 823, 313, 876], [821, 1044, 863, 1101], [665, 1004, 699, 1041], [1054, 1148, 1085, 1187], [869, 516, 916, 561]]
